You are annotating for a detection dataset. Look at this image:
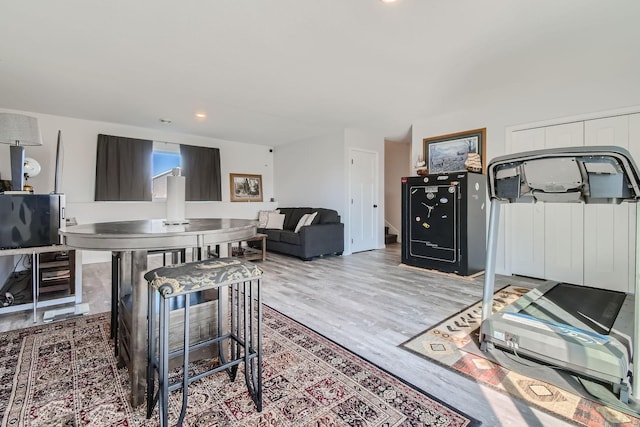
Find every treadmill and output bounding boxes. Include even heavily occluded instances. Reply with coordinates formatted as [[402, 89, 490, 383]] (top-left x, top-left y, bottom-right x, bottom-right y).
[[480, 146, 640, 404]]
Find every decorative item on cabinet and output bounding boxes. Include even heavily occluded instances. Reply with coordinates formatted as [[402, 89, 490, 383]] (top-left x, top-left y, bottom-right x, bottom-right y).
[[464, 152, 482, 173]]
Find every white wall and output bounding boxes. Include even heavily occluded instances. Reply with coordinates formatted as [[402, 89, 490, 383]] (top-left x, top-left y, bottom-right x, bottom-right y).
[[384, 140, 411, 241], [273, 127, 385, 254], [0, 108, 277, 263], [273, 131, 345, 211]]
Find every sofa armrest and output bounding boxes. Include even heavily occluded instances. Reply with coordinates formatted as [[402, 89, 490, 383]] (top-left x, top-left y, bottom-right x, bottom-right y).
[[298, 223, 344, 258]]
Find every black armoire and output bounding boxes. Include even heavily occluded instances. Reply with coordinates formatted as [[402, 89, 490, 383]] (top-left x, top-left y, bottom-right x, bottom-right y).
[[401, 172, 486, 276]]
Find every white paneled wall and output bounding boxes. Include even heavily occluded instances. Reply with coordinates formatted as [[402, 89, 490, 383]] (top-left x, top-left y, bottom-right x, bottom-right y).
[[543, 122, 585, 285]]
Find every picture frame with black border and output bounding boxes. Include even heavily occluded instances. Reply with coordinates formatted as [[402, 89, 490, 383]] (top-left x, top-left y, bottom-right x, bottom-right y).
[[423, 128, 486, 175]]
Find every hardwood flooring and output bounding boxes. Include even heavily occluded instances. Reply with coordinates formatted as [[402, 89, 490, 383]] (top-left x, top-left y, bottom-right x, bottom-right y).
[[0, 245, 576, 426]]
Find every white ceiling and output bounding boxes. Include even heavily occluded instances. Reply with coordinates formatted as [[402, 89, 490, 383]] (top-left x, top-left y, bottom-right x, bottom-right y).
[[1, 0, 638, 146]]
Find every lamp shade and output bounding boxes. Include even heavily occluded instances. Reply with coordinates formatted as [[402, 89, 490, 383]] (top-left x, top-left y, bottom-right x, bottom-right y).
[[0, 113, 43, 146]]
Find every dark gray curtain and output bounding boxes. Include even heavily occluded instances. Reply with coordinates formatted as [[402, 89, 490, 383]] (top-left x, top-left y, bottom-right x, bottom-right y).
[[95, 134, 152, 201], [180, 144, 222, 201]]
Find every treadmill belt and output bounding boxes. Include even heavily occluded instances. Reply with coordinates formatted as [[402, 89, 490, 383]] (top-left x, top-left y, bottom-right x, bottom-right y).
[[520, 282, 626, 335]]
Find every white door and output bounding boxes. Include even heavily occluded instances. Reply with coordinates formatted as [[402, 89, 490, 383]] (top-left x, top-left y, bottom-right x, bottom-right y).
[[350, 149, 378, 253], [584, 115, 632, 292], [509, 128, 546, 277], [543, 122, 585, 284]]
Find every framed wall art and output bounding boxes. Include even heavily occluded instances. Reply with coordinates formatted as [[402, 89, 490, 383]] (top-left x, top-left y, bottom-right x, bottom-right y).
[[423, 128, 486, 175], [230, 173, 263, 202]]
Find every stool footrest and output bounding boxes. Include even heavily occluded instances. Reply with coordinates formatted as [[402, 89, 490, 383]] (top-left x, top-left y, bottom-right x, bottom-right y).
[[166, 351, 260, 393], [164, 332, 234, 360]]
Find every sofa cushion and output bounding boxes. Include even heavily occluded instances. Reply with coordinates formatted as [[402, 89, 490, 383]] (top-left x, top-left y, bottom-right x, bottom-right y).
[[280, 231, 301, 245], [313, 208, 339, 224], [264, 229, 283, 242]]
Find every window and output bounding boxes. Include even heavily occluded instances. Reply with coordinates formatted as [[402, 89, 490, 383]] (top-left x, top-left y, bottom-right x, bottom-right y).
[[95, 135, 222, 201], [152, 141, 181, 199]]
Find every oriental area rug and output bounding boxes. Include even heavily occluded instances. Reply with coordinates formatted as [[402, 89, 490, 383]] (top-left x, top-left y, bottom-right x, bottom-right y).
[[401, 285, 640, 427], [0, 307, 478, 427]]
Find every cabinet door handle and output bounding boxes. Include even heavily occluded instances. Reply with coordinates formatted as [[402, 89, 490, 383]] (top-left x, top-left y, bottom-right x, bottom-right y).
[[373, 204, 378, 208]]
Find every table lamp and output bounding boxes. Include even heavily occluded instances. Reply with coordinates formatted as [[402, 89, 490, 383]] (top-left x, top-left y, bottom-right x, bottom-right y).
[[0, 113, 43, 192]]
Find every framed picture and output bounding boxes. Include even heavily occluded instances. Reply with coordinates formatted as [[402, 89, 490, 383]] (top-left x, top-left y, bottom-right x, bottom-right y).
[[423, 128, 486, 175], [230, 173, 263, 202]]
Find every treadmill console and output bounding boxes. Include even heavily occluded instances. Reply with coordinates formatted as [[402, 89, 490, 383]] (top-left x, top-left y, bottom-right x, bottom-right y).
[[488, 146, 640, 204]]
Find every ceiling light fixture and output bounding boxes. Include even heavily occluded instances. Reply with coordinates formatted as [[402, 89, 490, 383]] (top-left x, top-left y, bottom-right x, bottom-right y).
[[195, 112, 207, 119], [380, 0, 398, 3]]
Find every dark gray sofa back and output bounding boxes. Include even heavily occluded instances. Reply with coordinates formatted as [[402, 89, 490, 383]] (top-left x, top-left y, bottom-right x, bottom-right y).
[[279, 207, 313, 230], [278, 207, 340, 231], [313, 208, 339, 224]]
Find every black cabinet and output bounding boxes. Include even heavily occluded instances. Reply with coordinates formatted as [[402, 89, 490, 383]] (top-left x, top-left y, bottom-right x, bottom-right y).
[[401, 172, 486, 276]]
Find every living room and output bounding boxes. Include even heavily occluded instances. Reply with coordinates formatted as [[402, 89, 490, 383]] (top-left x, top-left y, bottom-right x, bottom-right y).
[[1, 1, 640, 426]]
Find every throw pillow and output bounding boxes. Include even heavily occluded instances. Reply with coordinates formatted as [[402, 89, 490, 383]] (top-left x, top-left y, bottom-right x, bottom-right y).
[[257, 209, 279, 228], [294, 214, 311, 233], [304, 211, 318, 226], [265, 212, 285, 230], [257, 210, 270, 228]]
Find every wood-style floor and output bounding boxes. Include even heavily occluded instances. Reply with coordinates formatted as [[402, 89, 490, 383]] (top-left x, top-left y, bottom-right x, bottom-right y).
[[0, 244, 573, 426]]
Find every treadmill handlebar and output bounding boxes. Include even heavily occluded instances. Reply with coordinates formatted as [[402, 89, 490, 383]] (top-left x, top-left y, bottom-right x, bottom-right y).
[[486, 146, 640, 204]]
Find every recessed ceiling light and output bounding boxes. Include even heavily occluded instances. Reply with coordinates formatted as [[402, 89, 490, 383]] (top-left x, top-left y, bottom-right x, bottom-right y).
[[380, 0, 398, 3], [159, 118, 172, 124], [195, 112, 207, 119]]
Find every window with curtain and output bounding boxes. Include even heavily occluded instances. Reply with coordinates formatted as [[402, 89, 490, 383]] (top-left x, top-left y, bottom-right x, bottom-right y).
[[94, 134, 222, 202], [95, 134, 152, 201], [180, 144, 222, 201]]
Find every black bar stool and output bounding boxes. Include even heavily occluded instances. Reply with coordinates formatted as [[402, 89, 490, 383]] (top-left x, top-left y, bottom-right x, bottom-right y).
[[145, 257, 263, 426]]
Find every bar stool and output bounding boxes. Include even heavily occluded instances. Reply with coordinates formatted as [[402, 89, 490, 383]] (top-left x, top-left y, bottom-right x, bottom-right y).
[[145, 258, 263, 427]]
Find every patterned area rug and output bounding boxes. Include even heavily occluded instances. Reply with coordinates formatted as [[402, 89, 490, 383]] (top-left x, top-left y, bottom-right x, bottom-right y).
[[401, 285, 640, 427], [0, 306, 479, 426]]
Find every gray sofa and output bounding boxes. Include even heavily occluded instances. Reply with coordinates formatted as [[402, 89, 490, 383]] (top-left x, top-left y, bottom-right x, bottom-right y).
[[255, 207, 344, 260]]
